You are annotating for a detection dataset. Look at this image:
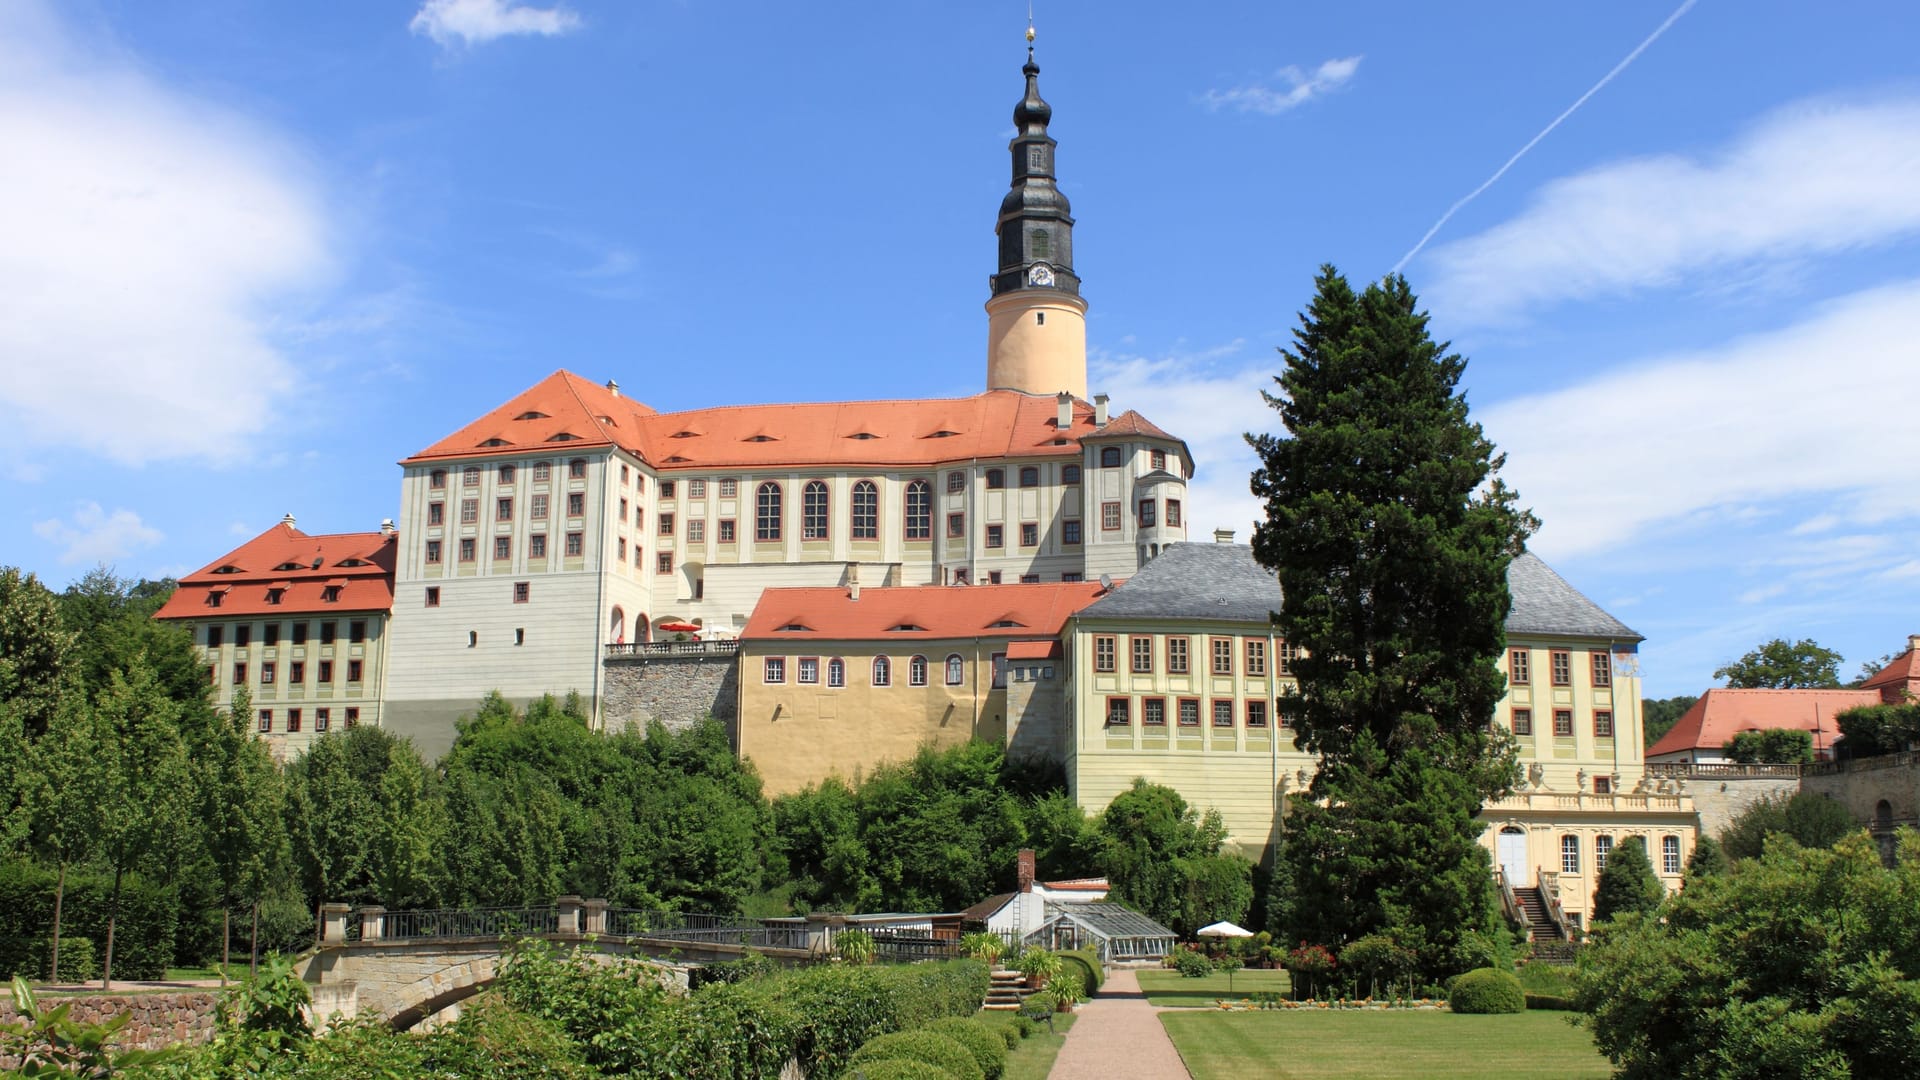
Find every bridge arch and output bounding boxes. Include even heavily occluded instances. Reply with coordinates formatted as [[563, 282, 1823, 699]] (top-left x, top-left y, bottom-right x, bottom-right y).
[[386, 954, 501, 1030]]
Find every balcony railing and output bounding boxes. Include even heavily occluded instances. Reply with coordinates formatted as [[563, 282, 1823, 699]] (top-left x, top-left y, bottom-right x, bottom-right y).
[[1646, 762, 1804, 779], [605, 640, 739, 659], [1485, 790, 1692, 813]]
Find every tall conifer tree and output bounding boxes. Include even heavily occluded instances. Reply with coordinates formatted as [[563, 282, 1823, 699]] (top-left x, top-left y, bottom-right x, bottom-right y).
[[1249, 266, 1535, 977]]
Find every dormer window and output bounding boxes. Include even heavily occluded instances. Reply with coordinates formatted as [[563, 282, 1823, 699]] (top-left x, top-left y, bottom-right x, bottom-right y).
[[597, 415, 618, 427], [665, 456, 691, 463], [322, 585, 342, 603], [272, 562, 302, 572], [671, 430, 701, 439], [548, 432, 581, 442], [778, 622, 813, 632], [744, 435, 777, 443], [514, 411, 550, 420], [478, 438, 510, 447], [266, 587, 285, 606], [847, 432, 880, 440], [925, 430, 960, 439], [206, 591, 224, 608], [336, 558, 367, 568], [988, 619, 1025, 628], [211, 565, 241, 575], [889, 623, 927, 632]]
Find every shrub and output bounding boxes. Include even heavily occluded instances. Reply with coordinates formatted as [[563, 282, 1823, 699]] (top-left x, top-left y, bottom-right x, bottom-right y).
[[1447, 968, 1524, 1014], [1009, 1014, 1034, 1040], [45, 935, 97, 983], [1014, 947, 1062, 984], [959, 932, 1005, 965], [1057, 949, 1102, 998], [0, 861, 177, 980], [847, 1030, 985, 1080], [1169, 948, 1213, 978], [1524, 993, 1578, 1011], [924, 1017, 1007, 1080], [424, 994, 595, 1080], [841, 1061, 960, 1080]]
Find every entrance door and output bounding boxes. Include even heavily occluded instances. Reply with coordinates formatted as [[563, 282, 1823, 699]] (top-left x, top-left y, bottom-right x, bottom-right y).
[[1497, 828, 1528, 884]]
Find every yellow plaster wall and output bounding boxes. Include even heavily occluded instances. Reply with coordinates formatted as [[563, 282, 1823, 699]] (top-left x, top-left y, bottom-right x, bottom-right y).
[[985, 291, 1088, 398]]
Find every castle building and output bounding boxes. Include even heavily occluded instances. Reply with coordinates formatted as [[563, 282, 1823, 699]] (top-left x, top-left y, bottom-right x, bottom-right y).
[[154, 516, 397, 759], [374, 45, 1189, 752]]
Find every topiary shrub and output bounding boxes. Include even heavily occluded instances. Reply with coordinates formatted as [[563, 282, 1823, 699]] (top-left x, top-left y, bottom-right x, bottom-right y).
[[1447, 968, 1524, 1014], [1057, 949, 1102, 998], [923, 1017, 1007, 1080], [847, 1030, 984, 1080], [841, 1060, 959, 1080], [1523, 993, 1578, 1012]]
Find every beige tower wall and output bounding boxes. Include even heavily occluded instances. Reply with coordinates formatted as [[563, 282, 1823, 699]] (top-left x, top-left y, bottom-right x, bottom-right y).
[[986, 292, 1088, 398]]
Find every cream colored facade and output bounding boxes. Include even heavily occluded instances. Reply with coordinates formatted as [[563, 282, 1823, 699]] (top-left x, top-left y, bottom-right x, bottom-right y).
[[1057, 543, 1698, 928], [735, 639, 1015, 796], [987, 290, 1088, 399], [189, 612, 390, 762]]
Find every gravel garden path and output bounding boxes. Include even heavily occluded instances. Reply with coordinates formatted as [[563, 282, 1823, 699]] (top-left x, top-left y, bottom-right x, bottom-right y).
[[1047, 968, 1191, 1079]]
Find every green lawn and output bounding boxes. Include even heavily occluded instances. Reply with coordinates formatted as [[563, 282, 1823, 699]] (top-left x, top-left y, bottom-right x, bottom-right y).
[[977, 1010, 1078, 1080], [1160, 1010, 1610, 1080], [1136, 967, 1291, 1007]]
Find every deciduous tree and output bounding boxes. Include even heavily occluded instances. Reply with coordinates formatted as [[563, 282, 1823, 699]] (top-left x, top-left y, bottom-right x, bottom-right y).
[[1719, 791, 1861, 861], [1640, 695, 1697, 749], [1714, 637, 1843, 689], [91, 658, 191, 986]]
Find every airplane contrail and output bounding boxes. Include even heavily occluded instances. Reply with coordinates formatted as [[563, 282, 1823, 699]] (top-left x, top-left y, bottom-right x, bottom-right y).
[[1392, 0, 1700, 274]]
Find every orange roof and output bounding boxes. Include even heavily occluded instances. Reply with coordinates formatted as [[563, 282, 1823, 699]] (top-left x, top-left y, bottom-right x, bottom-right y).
[[403, 370, 1189, 473], [1645, 687, 1881, 760], [155, 521, 396, 620], [741, 582, 1103, 643], [1859, 642, 1920, 697], [1006, 640, 1062, 661]]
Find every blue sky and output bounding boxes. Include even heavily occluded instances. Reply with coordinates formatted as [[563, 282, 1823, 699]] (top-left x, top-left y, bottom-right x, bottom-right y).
[[4, 0, 1919, 698]]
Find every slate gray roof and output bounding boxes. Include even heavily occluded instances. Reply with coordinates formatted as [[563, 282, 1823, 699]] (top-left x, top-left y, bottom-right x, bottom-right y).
[[1078, 543, 1639, 642]]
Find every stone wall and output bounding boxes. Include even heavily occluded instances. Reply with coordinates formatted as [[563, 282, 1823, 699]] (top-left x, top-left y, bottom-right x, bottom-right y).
[[602, 653, 738, 735], [1803, 754, 1920, 828], [0, 991, 217, 1058], [1685, 775, 1803, 840]]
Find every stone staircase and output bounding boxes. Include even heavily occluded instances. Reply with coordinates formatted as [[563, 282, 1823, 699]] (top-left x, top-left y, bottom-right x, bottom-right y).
[[1514, 886, 1578, 963], [981, 969, 1031, 1011]]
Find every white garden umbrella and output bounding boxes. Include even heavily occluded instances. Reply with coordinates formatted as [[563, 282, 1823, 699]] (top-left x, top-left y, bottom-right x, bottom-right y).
[[1196, 921, 1253, 938]]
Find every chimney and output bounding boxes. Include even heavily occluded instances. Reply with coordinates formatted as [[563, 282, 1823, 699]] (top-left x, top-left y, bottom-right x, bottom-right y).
[[848, 563, 861, 602], [605, 378, 620, 397], [1093, 393, 1109, 426], [1908, 634, 1920, 654], [1056, 391, 1073, 430], [1016, 848, 1036, 894], [280, 513, 296, 530], [1214, 528, 1235, 544], [380, 518, 396, 537]]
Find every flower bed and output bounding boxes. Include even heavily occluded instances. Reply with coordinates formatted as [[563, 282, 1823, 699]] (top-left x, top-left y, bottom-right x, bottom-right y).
[[1213, 993, 1445, 1012]]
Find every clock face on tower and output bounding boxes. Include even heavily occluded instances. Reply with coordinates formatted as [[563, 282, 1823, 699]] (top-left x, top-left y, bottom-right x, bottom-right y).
[[1027, 263, 1055, 287]]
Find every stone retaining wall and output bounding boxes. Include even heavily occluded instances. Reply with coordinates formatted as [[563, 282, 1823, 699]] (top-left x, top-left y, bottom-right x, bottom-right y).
[[0, 990, 217, 1059], [602, 653, 738, 735], [1684, 775, 1805, 840]]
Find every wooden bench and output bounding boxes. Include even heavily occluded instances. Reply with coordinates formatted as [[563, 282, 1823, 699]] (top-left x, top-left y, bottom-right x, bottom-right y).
[[1018, 994, 1056, 1034]]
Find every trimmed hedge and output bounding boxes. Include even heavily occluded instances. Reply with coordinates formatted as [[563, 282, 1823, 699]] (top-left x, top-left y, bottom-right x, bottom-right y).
[[0, 860, 177, 980], [1058, 949, 1103, 998], [840, 1062, 959, 1080], [1524, 993, 1579, 1012], [1448, 968, 1525, 1014], [924, 1017, 1007, 1080], [847, 1030, 984, 1080]]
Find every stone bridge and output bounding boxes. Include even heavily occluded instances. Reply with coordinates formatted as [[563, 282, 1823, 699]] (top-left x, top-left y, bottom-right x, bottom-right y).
[[297, 898, 822, 1029]]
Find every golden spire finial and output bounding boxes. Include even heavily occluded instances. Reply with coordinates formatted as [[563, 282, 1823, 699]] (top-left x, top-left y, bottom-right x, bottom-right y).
[[1026, 3, 1036, 43]]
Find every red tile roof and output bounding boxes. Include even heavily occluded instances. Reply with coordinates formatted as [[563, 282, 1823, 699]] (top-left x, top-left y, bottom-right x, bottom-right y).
[[1006, 640, 1062, 661], [155, 521, 396, 620], [1859, 642, 1920, 697], [1645, 687, 1881, 760], [402, 370, 1190, 474], [741, 582, 1104, 643]]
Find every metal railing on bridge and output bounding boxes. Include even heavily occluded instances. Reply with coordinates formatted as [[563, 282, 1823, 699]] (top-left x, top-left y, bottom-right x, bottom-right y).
[[604, 908, 809, 951]]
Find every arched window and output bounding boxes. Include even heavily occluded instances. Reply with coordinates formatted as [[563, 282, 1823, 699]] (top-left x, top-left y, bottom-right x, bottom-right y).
[[1019, 466, 1040, 488], [945, 654, 964, 686], [985, 468, 1006, 489], [756, 482, 783, 541], [850, 480, 879, 540], [909, 655, 929, 686], [827, 658, 845, 688], [1595, 835, 1614, 871], [1560, 835, 1580, 874], [1031, 229, 1049, 258], [1100, 446, 1122, 468], [802, 480, 830, 540], [1661, 835, 1681, 874], [872, 656, 891, 686], [904, 479, 932, 540], [569, 458, 587, 479], [1062, 464, 1081, 485], [498, 464, 516, 484], [462, 465, 480, 487], [429, 468, 447, 489]]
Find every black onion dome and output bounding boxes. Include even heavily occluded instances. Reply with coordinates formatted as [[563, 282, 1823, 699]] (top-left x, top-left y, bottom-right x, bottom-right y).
[[1014, 50, 1051, 129], [1001, 184, 1071, 218]]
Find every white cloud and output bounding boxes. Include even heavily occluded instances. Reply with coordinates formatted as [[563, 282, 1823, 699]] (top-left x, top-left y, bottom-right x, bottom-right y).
[[0, 3, 330, 466], [1425, 97, 1920, 323], [33, 502, 164, 565], [410, 0, 581, 48], [1201, 57, 1361, 116], [1737, 584, 1787, 605], [1481, 280, 1920, 559], [1090, 340, 1276, 541]]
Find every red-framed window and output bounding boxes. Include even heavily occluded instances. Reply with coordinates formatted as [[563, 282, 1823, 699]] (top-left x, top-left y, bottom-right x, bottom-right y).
[[756, 483, 783, 541], [1166, 499, 1182, 527], [1131, 636, 1153, 674], [1062, 520, 1082, 545], [851, 480, 879, 540], [1177, 698, 1201, 727], [1551, 650, 1572, 686], [425, 540, 442, 564], [1100, 446, 1122, 468], [1211, 699, 1235, 728], [985, 524, 1004, 548], [1553, 709, 1574, 737], [1142, 698, 1166, 726], [1019, 466, 1040, 488], [1101, 502, 1122, 530], [1594, 710, 1614, 739], [827, 658, 845, 688], [763, 657, 786, 683], [1094, 635, 1116, 672], [1511, 708, 1533, 736], [798, 657, 820, 685], [1247, 701, 1269, 728], [1020, 522, 1039, 547], [1105, 696, 1131, 726], [1167, 637, 1189, 674], [1211, 637, 1233, 676], [1245, 639, 1267, 677], [513, 582, 530, 604], [1138, 500, 1156, 527], [947, 512, 966, 538], [1509, 649, 1530, 684], [904, 479, 931, 540], [872, 656, 892, 686], [1591, 651, 1612, 688], [909, 655, 929, 686], [803, 481, 830, 540], [945, 654, 964, 685]]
